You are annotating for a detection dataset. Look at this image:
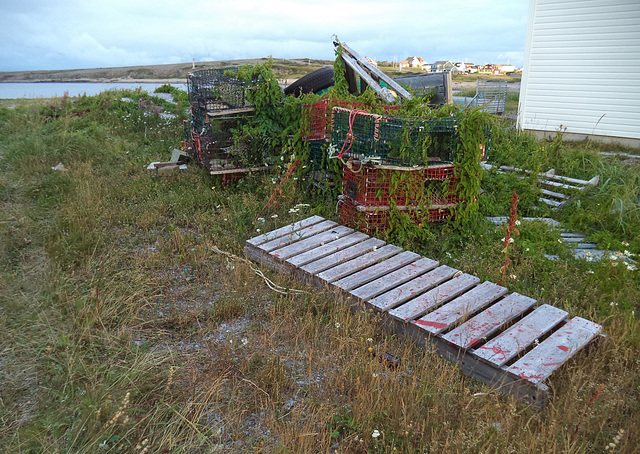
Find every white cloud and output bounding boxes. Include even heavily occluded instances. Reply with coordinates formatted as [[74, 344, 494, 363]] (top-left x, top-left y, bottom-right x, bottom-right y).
[[0, 0, 530, 71]]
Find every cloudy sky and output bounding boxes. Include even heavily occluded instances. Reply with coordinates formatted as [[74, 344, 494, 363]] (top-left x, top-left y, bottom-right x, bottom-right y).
[[1, 0, 530, 72]]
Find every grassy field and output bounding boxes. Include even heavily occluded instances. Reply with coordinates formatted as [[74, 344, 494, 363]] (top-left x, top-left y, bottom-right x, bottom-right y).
[[1, 87, 639, 453]]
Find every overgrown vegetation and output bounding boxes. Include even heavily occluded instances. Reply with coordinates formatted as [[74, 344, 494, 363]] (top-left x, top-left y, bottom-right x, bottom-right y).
[[1, 59, 639, 453]]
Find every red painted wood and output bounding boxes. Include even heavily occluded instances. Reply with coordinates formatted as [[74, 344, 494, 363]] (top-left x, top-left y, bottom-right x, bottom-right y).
[[414, 281, 508, 335], [507, 317, 602, 384], [472, 304, 568, 366], [442, 293, 536, 349]]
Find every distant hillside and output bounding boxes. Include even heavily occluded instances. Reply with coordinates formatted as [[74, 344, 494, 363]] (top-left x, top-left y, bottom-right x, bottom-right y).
[[0, 58, 334, 83]]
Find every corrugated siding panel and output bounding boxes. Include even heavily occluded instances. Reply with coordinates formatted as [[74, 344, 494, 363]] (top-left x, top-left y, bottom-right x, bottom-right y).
[[518, 0, 640, 140]]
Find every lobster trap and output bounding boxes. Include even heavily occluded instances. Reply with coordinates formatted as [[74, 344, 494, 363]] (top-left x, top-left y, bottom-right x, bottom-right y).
[[342, 163, 461, 207], [302, 98, 399, 141], [338, 196, 455, 236], [330, 107, 463, 166], [187, 67, 260, 115]]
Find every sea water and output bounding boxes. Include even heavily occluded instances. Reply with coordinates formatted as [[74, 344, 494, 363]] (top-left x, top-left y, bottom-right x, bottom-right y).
[[0, 82, 188, 99]]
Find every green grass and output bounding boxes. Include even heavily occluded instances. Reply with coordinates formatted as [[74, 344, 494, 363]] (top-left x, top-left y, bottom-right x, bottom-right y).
[[1, 88, 639, 453]]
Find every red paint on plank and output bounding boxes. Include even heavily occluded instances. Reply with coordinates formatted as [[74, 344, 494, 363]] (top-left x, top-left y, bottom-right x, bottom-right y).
[[468, 338, 480, 347], [543, 362, 563, 367], [558, 345, 569, 352], [479, 345, 511, 358], [517, 372, 545, 381], [414, 320, 448, 329]]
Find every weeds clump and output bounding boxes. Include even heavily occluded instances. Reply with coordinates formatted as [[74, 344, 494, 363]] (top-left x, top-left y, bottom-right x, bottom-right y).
[[0, 75, 639, 454]]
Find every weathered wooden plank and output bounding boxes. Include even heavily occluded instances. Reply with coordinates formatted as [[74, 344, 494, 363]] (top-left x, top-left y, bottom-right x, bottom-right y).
[[207, 106, 254, 117], [332, 251, 420, 292], [271, 225, 353, 261], [385, 314, 550, 408], [350, 257, 439, 302], [413, 281, 508, 335], [340, 42, 413, 100], [560, 232, 587, 238], [286, 232, 369, 268], [389, 274, 480, 322], [208, 166, 269, 175], [507, 317, 602, 384], [246, 215, 325, 247], [472, 304, 568, 366], [316, 244, 403, 284], [540, 188, 569, 200], [259, 220, 338, 253], [443, 293, 537, 349], [367, 265, 459, 312], [340, 52, 396, 103], [300, 237, 385, 276]]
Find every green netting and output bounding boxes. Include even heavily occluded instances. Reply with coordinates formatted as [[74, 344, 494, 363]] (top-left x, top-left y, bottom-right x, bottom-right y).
[[187, 67, 260, 113], [330, 107, 461, 166]]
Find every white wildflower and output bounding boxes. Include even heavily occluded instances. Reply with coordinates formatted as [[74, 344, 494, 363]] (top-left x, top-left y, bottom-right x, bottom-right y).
[[241, 338, 248, 345], [335, 322, 341, 329], [515, 220, 521, 226], [372, 430, 380, 438], [628, 264, 637, 271]]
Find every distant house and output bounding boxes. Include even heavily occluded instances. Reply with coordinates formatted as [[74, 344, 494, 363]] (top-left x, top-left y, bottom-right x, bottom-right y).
[[518, 0, 640, 146], [407, 56, 425, 68], [453, 62, 477, 74], [399, 59, 409, 69], [430, 61, 454, 73], [494, 64, 515, 75]]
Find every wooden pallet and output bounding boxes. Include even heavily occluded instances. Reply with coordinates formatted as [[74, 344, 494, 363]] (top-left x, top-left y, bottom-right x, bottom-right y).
[[244, 215, 602, 407]]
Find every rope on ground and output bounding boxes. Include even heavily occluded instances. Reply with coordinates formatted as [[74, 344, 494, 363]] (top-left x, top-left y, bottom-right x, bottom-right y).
[[208, 246, 307, 296]]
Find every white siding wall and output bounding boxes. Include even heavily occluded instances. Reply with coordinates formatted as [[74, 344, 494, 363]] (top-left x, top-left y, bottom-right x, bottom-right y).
[[518, 0, 640, 144]]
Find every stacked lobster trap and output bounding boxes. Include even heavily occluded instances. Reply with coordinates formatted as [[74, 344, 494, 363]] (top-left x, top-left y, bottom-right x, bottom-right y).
[[327, 107, 469, 235], [182, 67, 268, 185], [301, 98, 400, 192]]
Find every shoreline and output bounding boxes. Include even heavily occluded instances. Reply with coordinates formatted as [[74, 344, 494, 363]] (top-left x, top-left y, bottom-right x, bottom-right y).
[[0, 78, 187, 84]]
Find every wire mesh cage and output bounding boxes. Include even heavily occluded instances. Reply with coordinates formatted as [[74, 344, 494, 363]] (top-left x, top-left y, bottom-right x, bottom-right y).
[[342, 163, 461, 207], [338, 197, 455, 235], [187, 67, 260, 114], [330, 107, 462, 166], [301, 98, 399, 141]]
